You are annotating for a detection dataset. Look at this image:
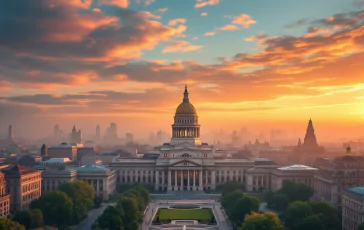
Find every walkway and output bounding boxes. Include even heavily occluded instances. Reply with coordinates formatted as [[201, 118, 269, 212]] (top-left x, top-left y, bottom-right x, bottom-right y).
[[73, 202, 116, 230]]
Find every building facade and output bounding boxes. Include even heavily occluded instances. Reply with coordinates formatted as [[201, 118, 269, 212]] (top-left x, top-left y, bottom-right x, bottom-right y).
[[342, 187, 364, 230], [312, 155, 364, 207], [110, 86, 317, 192], [0, 172, 10, 217], [48, 143, 77, 160], [1, 164, 41, 212]]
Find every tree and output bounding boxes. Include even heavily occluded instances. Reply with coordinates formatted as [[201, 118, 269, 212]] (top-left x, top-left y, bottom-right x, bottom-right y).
[[309, 202, 341, 230], [217, 181, 245, 196], [240, 212, 284, 230], [58, 180, 94, 224], [271, 193, 290, 211], [279, 180, 313, 202], [358, 222, 364, 230], [94, 196, 103, 208], [0, 217, 25, 230], [13, 209, 43, 229], [295, 214, 325, 230], [230, 196, 260, 228], [30, 190, 73, 228], [222, 189, 245, 213], [284, 201, 312, 230], [117, 197, 140, 230], [94, 206, 124, 230]]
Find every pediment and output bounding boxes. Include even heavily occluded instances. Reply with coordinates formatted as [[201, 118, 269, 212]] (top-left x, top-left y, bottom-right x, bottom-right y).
[[170, 159, 201, 167]]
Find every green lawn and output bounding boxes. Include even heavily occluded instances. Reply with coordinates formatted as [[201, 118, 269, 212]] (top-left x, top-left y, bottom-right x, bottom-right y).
[[154, 208, 214, 223]]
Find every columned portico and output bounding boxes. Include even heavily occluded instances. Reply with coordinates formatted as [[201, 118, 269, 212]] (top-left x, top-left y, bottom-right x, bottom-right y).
[[167, 168, 209, 191]]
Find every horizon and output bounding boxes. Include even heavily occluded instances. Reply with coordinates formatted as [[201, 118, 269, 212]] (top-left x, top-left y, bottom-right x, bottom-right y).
[[1, 0, 364, 143]]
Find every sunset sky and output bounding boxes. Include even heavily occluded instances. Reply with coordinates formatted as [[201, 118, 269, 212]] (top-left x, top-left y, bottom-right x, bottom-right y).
[[1, 0, 364, 142]]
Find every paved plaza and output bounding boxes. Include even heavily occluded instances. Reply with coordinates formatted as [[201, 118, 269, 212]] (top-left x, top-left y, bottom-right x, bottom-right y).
[[140, 191, 231, 230]]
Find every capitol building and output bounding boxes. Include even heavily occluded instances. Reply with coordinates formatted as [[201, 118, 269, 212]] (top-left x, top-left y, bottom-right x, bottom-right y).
[[110, 86, 317, 192]]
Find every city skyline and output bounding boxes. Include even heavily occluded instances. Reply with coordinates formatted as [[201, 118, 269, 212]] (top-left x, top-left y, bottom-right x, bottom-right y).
[[1, 0, 364, 140]]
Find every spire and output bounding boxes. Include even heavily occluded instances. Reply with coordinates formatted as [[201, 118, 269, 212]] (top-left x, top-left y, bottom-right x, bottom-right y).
[[72, 125, 76, 132], [303, 118, 318, 148], [298, 138, 302, 147], [8, 125, 13, 140], [183, 84, 189, 102]]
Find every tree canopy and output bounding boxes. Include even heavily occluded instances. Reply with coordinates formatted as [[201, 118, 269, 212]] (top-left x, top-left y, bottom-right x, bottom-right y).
[[12, 209, 43, 229], [0, 217, 25, 230], [58, 180, 94, 224], [240, 212, 284, 230], [30, 190, 73, 227]]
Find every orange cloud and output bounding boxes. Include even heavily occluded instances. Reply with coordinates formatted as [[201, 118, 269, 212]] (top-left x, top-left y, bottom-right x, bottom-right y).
[[195, 0, 219, 8], [216, 24, 240, 31], [135, 0, 155, 6], [204, 31, 215, 36], [162, 41, 202, 53], [155, 8, 168, 14], [167, 18, 187, 26], [201, 12, 208, 16], [99, 0, 129, 8], [232, 14, 256, 28], [92, 8, 102, 13]]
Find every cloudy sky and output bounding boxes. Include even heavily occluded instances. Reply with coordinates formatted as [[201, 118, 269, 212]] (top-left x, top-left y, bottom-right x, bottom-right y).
[[1, 0, 364, 141]]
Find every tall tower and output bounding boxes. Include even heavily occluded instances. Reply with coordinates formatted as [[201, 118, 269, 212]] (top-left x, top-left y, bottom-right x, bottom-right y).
[[171, 85, 201, 146], [54, 124, 60, 137], [96, 125, 101, 142], [7, 125, 16, 144], [41, 144, 48, 157], [302, 118, 318, 148]]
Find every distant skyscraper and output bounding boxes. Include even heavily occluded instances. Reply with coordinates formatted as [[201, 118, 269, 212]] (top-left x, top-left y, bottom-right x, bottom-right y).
[[41, 144, 48, 156], [104, 122, 118, 143], [70, 125, 82, 143], [96, 125, 101, 142], [7, 125, 16, 144], [54, 124, 60, 137], [126, 133, 134, 143]]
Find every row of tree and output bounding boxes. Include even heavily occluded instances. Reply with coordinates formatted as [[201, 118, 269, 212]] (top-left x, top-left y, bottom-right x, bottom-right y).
[[6, 180, 95, 229], [92, 184, 150, 230], [266, 180, 313, 211], [264, 180, 341, 230], [221, 189, 260, 228]]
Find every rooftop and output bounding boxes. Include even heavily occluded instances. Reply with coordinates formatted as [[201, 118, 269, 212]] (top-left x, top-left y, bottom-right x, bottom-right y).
[[278, 164, 318, 171], [42, 158, 71, 163], [77, 164, 110, 172], [346, 187, 364, 198], [49, 143, 74, 149], [1, 164, 38, 175]]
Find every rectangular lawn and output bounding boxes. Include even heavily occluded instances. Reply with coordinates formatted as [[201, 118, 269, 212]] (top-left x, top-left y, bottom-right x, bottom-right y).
[[155, 208, 213, 222]]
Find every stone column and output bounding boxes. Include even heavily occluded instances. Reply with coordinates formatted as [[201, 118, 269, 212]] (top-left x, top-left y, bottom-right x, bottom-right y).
[[205, 170, 208, 186], [193, 170, 196, 187], [175, 170, 177, 187], [199, 170, 203, 190], [162, 171, 165, 186], [155, 170, 159, 190], [188, 170, 190, 187], [96, 180, 99, 196], [168, 170, 171, 190], [211, 170, 216, 190]]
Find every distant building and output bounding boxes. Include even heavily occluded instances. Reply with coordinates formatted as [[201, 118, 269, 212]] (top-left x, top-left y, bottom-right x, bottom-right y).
[[126, 133, 134, 143], [104, 122, 118, 143], [313, 154, 364, 207], [0, 172, 10, 217], [41, 144, 48, 157], [70, 125, 82, 143], [296, 119, 325, 153], [342, 187, 364, 230], [41, 169, 77, 194], [96, 125, 101, 142], [2, 164, 41, 212], [77, 164, 116, 199], [48, 143, 77, 161]]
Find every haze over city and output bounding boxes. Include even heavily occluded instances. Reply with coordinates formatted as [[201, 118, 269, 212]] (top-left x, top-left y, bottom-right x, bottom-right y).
[[1, 0, 364, 143]]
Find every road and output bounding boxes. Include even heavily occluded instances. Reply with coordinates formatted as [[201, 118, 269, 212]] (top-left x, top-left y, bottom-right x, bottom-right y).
[[74, 203, 114, 230]]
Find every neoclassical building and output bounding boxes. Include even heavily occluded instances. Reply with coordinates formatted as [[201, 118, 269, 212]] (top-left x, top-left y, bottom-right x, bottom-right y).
[[110, 86, 258, 191]]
